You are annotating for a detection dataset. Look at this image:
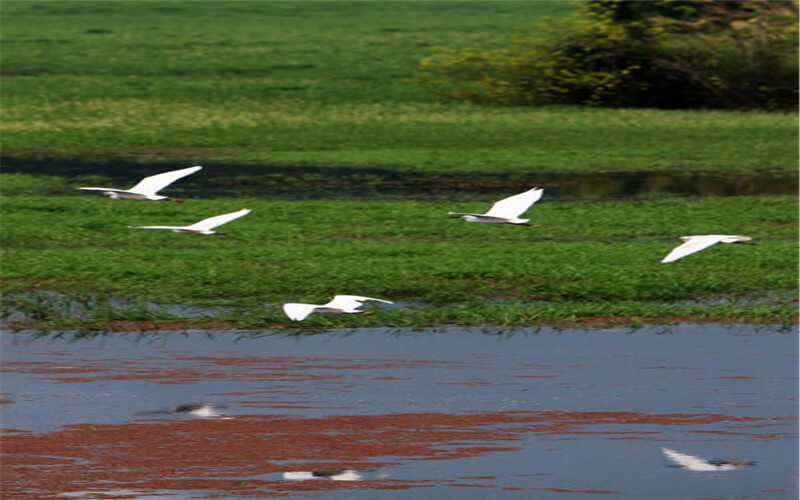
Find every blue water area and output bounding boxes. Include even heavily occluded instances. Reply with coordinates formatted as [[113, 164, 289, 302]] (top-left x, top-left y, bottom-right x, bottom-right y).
[[1, 324, 797, 499]]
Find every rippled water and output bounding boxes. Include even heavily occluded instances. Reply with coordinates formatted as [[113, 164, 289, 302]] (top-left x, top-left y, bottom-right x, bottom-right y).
[[2, 324, 797, 498]]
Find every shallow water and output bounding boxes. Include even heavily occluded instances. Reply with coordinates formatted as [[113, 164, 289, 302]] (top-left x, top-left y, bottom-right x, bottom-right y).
[[3, 156, 796, 199], [2, 324, 797, 498]]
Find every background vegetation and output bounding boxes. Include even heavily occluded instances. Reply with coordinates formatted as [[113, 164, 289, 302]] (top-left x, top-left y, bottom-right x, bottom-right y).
[[416, 0, 798, 109], [1, 1, 796, 175]]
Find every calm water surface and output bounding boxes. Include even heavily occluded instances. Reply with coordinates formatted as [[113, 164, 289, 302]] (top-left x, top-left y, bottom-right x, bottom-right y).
[[1, 324, 797, 499]]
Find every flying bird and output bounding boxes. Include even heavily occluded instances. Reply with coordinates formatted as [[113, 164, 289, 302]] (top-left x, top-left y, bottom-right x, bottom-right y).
[[283, 295, 393, 321], [661, 447, 755, 471], [449, 187, 544, 225], [661, 235, 754, 263], [129, 208, 251, 235], [78, 165, 202, 201]]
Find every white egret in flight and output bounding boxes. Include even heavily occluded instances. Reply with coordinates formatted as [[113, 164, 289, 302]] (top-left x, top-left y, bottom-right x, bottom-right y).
[[283, 295, 393, 321], [129, 208, 251, 235], [449, 187, 544, 225], [661, 235, 753, 263], [78, 165, 202, 201]]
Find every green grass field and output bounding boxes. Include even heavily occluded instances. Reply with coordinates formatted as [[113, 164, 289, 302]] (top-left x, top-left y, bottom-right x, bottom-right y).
[[1, 1, 796, 329], [1, 194, 796, 328], [1, 1, 796, 175]]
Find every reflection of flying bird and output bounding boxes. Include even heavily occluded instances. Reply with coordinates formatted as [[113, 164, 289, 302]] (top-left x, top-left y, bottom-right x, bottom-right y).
[[661, 447, 756, 471], [284, 469, 366, 481], [448, 187, 544, 225], [78, 165, 202, 201], [134, 403, 228, 419], [173, 404, 227, 418], [661, 235, 754, 263], [129, 208, 251, 235], [283, 295, 393, 321], [284, 468, 387, 481]]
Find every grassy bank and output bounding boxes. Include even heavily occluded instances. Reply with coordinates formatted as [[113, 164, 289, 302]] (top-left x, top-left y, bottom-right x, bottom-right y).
[[2, 1, 797, 175], [1, 195, 796, 329]]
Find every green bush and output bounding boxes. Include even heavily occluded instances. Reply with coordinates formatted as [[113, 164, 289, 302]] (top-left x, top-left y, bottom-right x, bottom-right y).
[[415, 0, 798, 110]]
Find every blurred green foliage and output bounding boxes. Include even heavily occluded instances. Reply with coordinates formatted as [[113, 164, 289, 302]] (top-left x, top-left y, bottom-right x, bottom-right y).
[[416, 0, 798, 109]]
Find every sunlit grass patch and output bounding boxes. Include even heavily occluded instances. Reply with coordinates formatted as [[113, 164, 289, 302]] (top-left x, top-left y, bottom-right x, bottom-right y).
[[1, 1, 796, 174]]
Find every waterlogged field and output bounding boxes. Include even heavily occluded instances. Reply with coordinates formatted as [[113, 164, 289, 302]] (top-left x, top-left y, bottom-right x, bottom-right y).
[[1, 194, 796, 329], [1, 1, 797, 175]]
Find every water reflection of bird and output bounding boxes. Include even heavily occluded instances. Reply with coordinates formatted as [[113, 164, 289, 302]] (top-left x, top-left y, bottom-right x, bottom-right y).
[[283, 295, 393, 321], [78, 165, 201, 202], [135, 403, 228, 419], [661, 447, 756, 471], [172, 403, 227, 417], [660, 235, 754, 263], [284, 469, 379, 481], [448, 187, 544, 226], [129, 208, 251, 235]]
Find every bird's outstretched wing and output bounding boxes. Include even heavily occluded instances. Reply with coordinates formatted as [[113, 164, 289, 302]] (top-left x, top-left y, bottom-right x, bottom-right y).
[[78, 187, 124, 192], [325, 295, 393, 310], [484, 188, 544, 218], [128, 166, 202, 195], [187, 209, 251, 231], [661, 235, 723, 263], [128, 226, 182, 230], [283, 303, 317, 321], [661, 448, 719, 471]]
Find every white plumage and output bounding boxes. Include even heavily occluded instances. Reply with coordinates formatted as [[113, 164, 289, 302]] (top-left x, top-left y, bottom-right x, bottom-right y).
[[129, 208, 251, 235], [78, 165, 202, 201], [661, 447, 755, 471], [661, 235, 753, 263], [283, 295, 393, 321], [449, 187, 544, 225]]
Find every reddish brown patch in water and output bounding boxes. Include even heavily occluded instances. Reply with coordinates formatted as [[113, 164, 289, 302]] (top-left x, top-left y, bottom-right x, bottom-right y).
[[2, 410, 785, 497], [2, 355, 462, 386]]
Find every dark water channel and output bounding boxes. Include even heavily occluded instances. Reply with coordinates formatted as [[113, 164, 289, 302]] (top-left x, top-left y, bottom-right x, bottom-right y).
[[2, 324, 797, 499], [3, 156, 796, 199]]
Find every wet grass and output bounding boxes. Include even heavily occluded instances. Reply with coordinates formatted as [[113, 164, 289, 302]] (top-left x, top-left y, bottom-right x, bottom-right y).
[[2, 1, 797, 175], [1, 195, 796, 328]]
